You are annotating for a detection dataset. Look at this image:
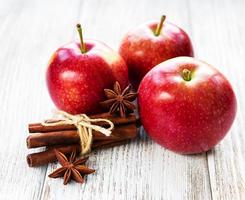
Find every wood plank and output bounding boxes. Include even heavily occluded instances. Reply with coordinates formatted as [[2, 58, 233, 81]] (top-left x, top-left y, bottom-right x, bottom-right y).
[[188, 0, 245, 199], [4, 0, 245, 199], [0, 0, 80, 199], [41, 0, 211, 199]]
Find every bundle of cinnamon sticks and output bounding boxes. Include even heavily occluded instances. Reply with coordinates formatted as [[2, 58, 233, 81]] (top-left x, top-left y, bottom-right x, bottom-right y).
[[26, 112, 138, 167]]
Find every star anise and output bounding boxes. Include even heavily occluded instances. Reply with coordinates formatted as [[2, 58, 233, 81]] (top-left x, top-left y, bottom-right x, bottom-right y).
[[100, 82, 137, 117], [48, 149, 95, 185]]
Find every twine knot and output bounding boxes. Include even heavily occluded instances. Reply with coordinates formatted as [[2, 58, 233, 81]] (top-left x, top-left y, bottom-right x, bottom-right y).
[[41, 110, 114, 154]]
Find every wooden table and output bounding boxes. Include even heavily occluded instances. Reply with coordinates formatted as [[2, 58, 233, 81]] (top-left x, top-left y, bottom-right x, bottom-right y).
[[0, 0, 245, 199]]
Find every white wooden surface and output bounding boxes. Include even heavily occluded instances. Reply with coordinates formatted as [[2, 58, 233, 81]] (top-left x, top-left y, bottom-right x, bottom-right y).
[[0, 0, 244, 199]]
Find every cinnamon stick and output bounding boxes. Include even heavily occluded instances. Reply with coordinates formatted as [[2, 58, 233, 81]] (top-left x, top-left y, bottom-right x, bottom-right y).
[[27, 139, 130, 167], [29, 113, 137, 133], [27, 124, 136, 148]]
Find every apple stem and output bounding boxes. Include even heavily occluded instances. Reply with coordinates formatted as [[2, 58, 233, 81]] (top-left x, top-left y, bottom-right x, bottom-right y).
[[182, 69, 192, 81], [76, 24, 86, 53], [155, 15, 166, 36]]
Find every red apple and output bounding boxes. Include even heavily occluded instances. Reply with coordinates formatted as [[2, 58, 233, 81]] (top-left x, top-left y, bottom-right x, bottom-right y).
[[46, 24, 128, 114], [119, 15, 194, 89], [138, 57, 237, 154]]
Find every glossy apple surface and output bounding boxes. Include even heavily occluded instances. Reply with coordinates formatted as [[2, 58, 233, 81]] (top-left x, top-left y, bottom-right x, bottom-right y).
[[138, 57, 237, 154], [46, 40, 128, 114], [119, 17, 194, 89]]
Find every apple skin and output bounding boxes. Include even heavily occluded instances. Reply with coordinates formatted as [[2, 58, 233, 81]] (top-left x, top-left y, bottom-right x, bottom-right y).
[[46, 40, 129, 114], [138, 57, 237, 154], [119, 20, 194, 89]]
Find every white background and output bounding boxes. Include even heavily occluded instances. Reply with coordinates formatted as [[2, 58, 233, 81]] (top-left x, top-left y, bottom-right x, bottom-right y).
[[0, 0, 245, 199]]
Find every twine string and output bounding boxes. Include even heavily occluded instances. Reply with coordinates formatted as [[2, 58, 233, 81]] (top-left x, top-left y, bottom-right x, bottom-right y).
[[41, 110, 114, 154]]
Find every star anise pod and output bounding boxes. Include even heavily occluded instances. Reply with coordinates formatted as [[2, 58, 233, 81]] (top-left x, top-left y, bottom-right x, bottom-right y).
[[100, 81, 137, 117], [48, 149, 95, 185]]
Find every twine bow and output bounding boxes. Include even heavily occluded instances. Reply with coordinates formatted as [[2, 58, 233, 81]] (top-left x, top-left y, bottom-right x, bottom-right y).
[[41, 110, 114, 155]]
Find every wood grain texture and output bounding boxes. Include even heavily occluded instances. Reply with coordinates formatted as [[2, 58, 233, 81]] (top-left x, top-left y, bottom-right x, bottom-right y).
[[0, 0, 81, 199], [41, 0, 211, 199], [188, 0, 245, 199], [0, 0, 244, 199]]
